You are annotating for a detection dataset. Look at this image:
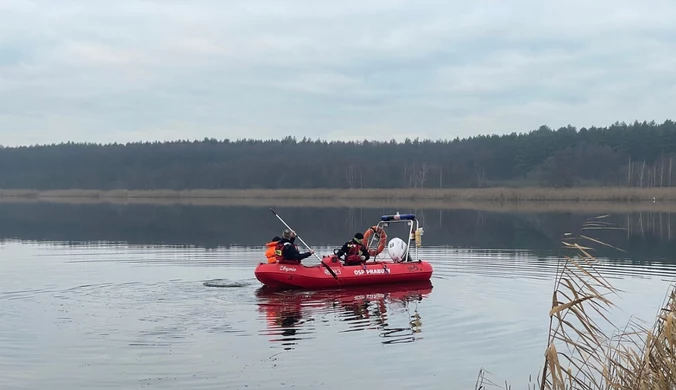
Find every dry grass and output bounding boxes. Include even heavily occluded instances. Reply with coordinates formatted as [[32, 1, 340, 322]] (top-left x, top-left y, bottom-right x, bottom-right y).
[[5, 193, 676, 215], [475, 215, 676, 389], [3, 186, 676, 202]]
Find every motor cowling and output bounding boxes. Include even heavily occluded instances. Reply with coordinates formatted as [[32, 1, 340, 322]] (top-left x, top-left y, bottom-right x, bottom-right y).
[[387, 237, 408, 263]]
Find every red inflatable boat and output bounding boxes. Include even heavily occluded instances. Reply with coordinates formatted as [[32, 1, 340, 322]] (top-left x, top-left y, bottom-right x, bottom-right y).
[[255, 213, 434, 290]]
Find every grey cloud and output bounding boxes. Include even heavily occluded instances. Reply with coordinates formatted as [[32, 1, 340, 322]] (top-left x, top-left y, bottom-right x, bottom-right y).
[[1, 0, 675, 146]]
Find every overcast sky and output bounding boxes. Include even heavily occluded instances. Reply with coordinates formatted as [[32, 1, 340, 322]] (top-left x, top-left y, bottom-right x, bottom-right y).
[[1, 0, 675, 146]]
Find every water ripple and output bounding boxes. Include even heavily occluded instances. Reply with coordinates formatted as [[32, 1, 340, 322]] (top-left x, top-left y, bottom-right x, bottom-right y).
[[2, 241, 676, 389], [202, 279, 252, 288]]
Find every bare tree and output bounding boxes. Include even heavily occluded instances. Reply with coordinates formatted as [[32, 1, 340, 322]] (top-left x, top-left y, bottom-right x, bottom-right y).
[[345, 165, 356, 188], [439, 166, 443, 188], [476, 169, 486, 188], [408, 163, 417, 188], [402, 163, 410, 188], [417, 163, 430, 188], [627, 157, 632, 185], [639, 160, 646, 187]]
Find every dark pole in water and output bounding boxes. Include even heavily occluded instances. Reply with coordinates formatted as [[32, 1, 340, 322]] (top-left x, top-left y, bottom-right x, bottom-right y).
[[268, 208, 340, 282]]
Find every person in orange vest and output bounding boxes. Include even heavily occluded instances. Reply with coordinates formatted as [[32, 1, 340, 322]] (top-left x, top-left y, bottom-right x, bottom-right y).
[[265, 236, 281, 263], [335, 232, 370, 265]]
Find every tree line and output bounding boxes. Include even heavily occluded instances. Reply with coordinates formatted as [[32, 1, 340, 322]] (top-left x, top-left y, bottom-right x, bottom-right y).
[[1, 119, 675, 189]]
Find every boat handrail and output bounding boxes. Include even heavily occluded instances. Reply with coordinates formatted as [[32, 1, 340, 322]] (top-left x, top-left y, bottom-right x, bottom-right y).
[[370, 211, 422, 262], [380, 213, 416, 221]]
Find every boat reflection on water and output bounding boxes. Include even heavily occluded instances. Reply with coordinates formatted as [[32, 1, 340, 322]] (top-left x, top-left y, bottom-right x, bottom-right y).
[[255, 280, 433, 350]]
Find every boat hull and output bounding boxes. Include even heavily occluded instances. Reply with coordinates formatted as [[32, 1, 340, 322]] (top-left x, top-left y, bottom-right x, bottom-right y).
[[254, 256, 433, 290]]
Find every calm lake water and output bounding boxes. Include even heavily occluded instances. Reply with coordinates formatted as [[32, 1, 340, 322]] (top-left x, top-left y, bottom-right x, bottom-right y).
[[1, 200, 676, 389]]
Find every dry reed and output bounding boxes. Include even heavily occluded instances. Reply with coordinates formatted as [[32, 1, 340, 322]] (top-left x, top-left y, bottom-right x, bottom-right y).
[[5, 194, 676, 215], [475, 215, 676, 389], [3, 187, 676, 202]]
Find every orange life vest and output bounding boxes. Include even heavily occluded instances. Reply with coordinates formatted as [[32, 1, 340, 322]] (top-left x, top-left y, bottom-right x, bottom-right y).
[[265, 241, 278, 263]]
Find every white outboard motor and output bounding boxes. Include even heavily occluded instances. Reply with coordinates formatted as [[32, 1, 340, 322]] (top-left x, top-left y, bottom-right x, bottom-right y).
[[387, 237, 408, 263]]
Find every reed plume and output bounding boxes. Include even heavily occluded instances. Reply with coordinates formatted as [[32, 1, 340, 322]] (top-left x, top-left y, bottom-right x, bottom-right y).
[[476, 214, 676, 389]]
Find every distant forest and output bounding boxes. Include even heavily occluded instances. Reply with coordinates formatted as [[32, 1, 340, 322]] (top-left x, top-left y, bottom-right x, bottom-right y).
[[1, 119, 675, 189]]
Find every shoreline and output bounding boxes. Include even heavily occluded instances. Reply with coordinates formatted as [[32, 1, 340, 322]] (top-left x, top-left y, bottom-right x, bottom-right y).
[[2, 196, 676, 214], [1, 188, 676, 213], [1, 187, 676, 202]]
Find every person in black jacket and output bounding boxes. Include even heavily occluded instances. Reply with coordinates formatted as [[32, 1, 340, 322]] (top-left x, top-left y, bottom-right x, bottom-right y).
[[274, 229, 314, 264], [335, 232, 370, 265]]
